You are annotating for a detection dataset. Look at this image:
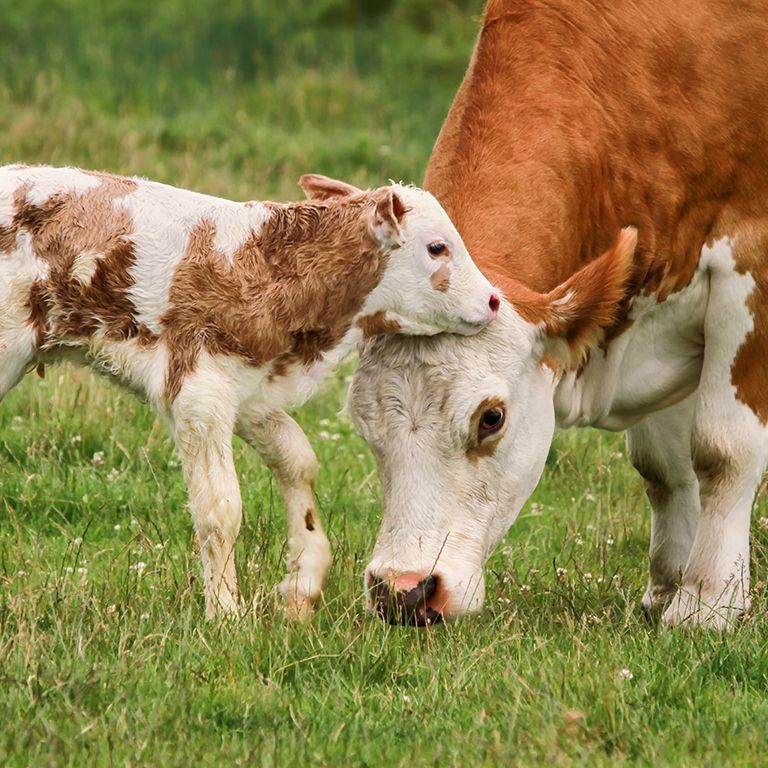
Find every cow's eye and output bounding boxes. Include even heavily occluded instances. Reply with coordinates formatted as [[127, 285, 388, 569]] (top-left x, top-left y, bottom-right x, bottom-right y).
[[478, 407, 505, 440], [427, 241, 447, 256]]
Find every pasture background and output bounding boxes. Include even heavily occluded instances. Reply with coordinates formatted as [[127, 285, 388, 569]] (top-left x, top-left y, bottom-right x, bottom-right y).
[[2, 1, 768, 765]]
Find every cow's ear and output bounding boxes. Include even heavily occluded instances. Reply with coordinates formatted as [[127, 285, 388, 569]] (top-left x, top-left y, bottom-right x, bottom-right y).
[[368, 187, 408, 247], [299, 174, 363, 202], [501, 227, 640, 371]]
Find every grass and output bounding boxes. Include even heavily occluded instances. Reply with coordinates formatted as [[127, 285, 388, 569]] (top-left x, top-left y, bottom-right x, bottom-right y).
[[2, 1, 768, 765]]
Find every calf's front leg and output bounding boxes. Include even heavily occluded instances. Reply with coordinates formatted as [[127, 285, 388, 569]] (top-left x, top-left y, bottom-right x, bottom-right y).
[[236, 408, 332, 619], [172, 384, 243, 619]]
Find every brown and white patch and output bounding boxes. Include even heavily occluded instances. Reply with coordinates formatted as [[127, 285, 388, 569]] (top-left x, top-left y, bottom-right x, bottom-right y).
[[430, 262, 451, 292], [357, 310, 402, 339], [162, 195, 391, 398]]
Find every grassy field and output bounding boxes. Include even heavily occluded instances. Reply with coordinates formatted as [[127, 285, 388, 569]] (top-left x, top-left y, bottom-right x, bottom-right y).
[[3, 1, 768, 765]]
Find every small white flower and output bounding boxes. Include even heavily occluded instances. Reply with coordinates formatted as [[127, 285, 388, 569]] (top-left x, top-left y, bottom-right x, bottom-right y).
[[319, 418, 330, 427], [65, 567, 74, 574], [92, 451, 105, 467], [73, 537, 83, 546], [556, 567, 568, 581], [106, 604, 117, 616], [70, 434, 82, 445], [154, 543, 164, 550], [130, 561, 147, 573], [107, 468, 120, 482], [606, 537, 615, 546], [402, 693, 411, 703], [113, 524, 122, 531], [584, 492, 596, 502], [12, 415, 23, 426], [520, 584, 531, 593], [140, 612, 150, 620], [575, 537, 584, 546], [583, 572, 592, 581], [330, 433, 342, 441], [17, 570, 26, 577], [318, 431, 331, 441], [77, 567, 87, 575], [130, 518, 139, 527], [619, 668, 634, 680]]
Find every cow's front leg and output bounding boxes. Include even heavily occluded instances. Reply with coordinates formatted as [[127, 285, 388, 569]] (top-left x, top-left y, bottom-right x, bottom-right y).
[[664, 246, 768, 629], [236, 408, 331, 619], [172, 383, 243, 619], [626, 393, 700, 617]]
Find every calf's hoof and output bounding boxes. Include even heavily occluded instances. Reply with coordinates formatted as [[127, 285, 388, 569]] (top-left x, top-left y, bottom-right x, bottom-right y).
[[279, 573, 323, 621]]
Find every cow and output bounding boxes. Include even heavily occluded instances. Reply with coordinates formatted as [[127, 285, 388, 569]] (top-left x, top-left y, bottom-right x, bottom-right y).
[[0, 165, 500, 619], [342, 0, 768, 629]]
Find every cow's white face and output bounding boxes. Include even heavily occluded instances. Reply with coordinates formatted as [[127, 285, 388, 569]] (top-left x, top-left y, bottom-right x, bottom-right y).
[[350, 306, 557, 622], [349, 228, 640, 623]]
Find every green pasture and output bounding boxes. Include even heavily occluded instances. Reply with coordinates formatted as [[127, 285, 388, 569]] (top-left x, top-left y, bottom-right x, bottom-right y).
[[2, 1, 768, 765]]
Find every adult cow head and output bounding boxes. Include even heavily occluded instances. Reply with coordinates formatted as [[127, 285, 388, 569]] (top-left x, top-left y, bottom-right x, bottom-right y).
[[349, 228, 638, 624]]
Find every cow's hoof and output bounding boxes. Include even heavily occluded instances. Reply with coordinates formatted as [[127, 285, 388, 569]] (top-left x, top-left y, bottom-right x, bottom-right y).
[[662, 588, 748, 630], [640, 587, 675, 621]]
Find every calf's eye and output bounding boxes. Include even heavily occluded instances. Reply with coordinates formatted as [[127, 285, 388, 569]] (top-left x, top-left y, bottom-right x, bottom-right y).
[[478, 407, 505, 440], [427, 241, 447, 256]]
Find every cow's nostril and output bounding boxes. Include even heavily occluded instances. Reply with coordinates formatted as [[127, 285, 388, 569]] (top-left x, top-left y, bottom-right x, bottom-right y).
[[489, 293, 500, 314], [371, 573, 441, 626]]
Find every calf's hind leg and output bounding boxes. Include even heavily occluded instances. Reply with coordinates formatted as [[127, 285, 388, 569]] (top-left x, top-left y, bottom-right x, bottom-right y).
[[236, 408, 331, 619]]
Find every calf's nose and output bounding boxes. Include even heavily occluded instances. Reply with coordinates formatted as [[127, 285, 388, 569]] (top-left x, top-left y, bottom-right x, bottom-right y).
[[488, 292, 500, 318], [370, 571, 444, 626]]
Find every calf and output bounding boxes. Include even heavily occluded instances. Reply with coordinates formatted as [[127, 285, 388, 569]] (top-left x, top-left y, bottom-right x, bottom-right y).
[[0, 165, 499, 618]]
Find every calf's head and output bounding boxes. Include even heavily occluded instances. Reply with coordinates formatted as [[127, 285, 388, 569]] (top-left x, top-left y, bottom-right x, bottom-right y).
[[300, 174, 500, 336], [349, 228, 639, 624]]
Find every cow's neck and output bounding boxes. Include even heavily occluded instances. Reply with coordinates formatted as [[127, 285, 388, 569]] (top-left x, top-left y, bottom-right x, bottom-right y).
[[424, 0, 768, 299]]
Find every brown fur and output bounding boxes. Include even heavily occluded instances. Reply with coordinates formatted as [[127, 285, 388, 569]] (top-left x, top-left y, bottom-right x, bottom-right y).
[[357, 310, 402, 339], [7, 174, 151, 349], [729, 224, 768, 424], [425, 0, 768, 375], [429, 263, 451, 293], [163, 195, 391, 398]]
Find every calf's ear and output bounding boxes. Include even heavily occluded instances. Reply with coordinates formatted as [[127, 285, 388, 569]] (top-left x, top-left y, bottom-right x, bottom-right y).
[[299, 174, 363, 201], [499, 227, 640, 370], [369, 188, 408, 247]]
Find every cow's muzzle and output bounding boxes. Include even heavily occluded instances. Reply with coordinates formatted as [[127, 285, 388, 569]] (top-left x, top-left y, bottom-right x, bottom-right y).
[[369, 571, 444, 626]]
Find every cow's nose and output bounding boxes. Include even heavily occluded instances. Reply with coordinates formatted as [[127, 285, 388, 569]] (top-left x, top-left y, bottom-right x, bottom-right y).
[[370, 572, 444, 626]]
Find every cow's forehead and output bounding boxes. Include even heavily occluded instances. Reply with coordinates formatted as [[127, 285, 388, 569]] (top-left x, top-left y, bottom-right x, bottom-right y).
[[353, 321, 520, 421]]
